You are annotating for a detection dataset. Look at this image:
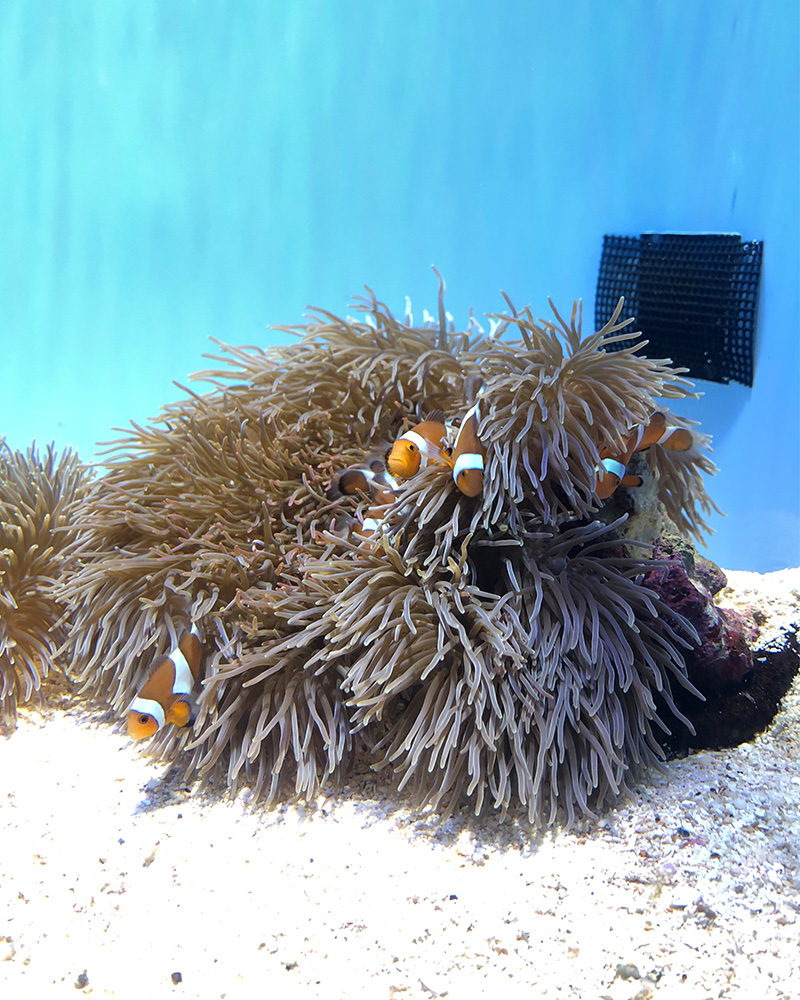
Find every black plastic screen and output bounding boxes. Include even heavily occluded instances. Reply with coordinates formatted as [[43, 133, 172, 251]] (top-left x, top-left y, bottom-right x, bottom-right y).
[[595, 233, 763, 386]]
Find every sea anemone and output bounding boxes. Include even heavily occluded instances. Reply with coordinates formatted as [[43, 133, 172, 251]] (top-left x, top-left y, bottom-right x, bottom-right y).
[[0, 442, 92, 722], [321, 518, 699, 826], [61, 277, 725, 825], [471, 297, 708, 530]]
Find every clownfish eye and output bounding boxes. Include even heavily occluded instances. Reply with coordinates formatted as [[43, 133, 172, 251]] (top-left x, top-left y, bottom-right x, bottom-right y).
[[408, 443, 417, 452], [138, 714, 151, 725]]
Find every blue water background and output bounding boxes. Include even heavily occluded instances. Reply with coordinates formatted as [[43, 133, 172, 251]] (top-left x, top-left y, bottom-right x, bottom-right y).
[[1, 1, 797, 572]]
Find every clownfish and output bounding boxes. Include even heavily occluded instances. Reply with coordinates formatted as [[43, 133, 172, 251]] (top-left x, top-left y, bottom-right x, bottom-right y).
[[386, 412, 449, 479], [355, 506, 387, 539], [336, 461, 399, 541], [450, 398, 485, 497], [595, 411, 693, 500], [337, 462, 399, 507], [127, 626, 203, 740]]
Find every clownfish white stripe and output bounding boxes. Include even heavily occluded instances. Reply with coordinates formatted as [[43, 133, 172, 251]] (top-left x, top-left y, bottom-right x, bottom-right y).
[[129, 696, 166, 729], [382, 471, 400, 490], [630, 426, 647, 450], [660, 426, 685, 445], [454, 453, 484, 477], [402, 430, 442, 465], [170, 647, 195, 696], [460, 401, 481, 427], [601, 458, 627, 480]]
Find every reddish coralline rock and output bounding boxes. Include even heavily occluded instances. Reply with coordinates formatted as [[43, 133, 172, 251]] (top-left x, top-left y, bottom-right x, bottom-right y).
[[642, 535, 756, 692]]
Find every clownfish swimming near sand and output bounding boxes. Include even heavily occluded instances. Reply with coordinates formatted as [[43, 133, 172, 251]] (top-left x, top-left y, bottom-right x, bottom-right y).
[[127, 625, 203, 740], [386, 411, 450, 479], [595, 411, 693, 500], [449, 396, 486, 497]]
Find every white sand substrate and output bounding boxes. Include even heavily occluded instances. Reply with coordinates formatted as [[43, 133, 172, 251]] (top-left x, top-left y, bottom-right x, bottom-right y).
[[1, 569, 798, 1000]]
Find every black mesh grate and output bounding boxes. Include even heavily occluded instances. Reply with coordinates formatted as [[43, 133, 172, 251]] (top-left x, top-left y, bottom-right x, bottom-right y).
[[595, 233, 763, 386]]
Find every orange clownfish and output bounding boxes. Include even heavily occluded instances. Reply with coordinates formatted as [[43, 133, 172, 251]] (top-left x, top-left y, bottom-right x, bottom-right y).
[[337, 462, 399, 507], [386, 412, 449, 479], [595, 411, 693, 500], [337, 462, 398, 541], [450, 398, 485, 497], [127, 626, 203, 740], [355, 505, 388, 539]]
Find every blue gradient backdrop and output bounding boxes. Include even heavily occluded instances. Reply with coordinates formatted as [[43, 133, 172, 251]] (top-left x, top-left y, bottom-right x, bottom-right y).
[[1, 1, 797, 571]]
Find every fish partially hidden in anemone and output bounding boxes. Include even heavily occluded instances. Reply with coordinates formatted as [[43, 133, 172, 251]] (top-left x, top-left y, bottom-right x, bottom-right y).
[[386, 411, 450, 479], [449, 396, 486, 497], [356, 503, 393, 540], [595, 411, 693, 499], [337, 461, 399, 507], [127, 626, 203, 739], [334, 461, 400, 540]]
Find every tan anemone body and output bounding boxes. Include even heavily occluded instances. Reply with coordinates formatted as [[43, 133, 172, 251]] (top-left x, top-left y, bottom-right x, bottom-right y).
[[52, 276, 721, 826]]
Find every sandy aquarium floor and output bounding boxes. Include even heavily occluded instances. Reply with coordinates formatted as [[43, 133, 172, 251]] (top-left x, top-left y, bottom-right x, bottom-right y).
[[1, 570, 799, 1000]]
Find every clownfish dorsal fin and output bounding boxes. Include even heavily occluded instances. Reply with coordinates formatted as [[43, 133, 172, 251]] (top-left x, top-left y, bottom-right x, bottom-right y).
[[177, 628, 203, 685], [138, 652, 178, 702], [424, 408, 446, 425], [137, 628, 202, 700]]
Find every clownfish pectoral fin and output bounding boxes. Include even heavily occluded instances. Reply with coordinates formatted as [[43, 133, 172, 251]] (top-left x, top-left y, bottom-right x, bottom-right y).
[[165, 699, 193, 728], [620, 474, 643, 489], [179, 629, 202, 678]]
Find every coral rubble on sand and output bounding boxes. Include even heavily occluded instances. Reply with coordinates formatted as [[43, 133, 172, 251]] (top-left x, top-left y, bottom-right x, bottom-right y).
[[4, 279, 772, 825]]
